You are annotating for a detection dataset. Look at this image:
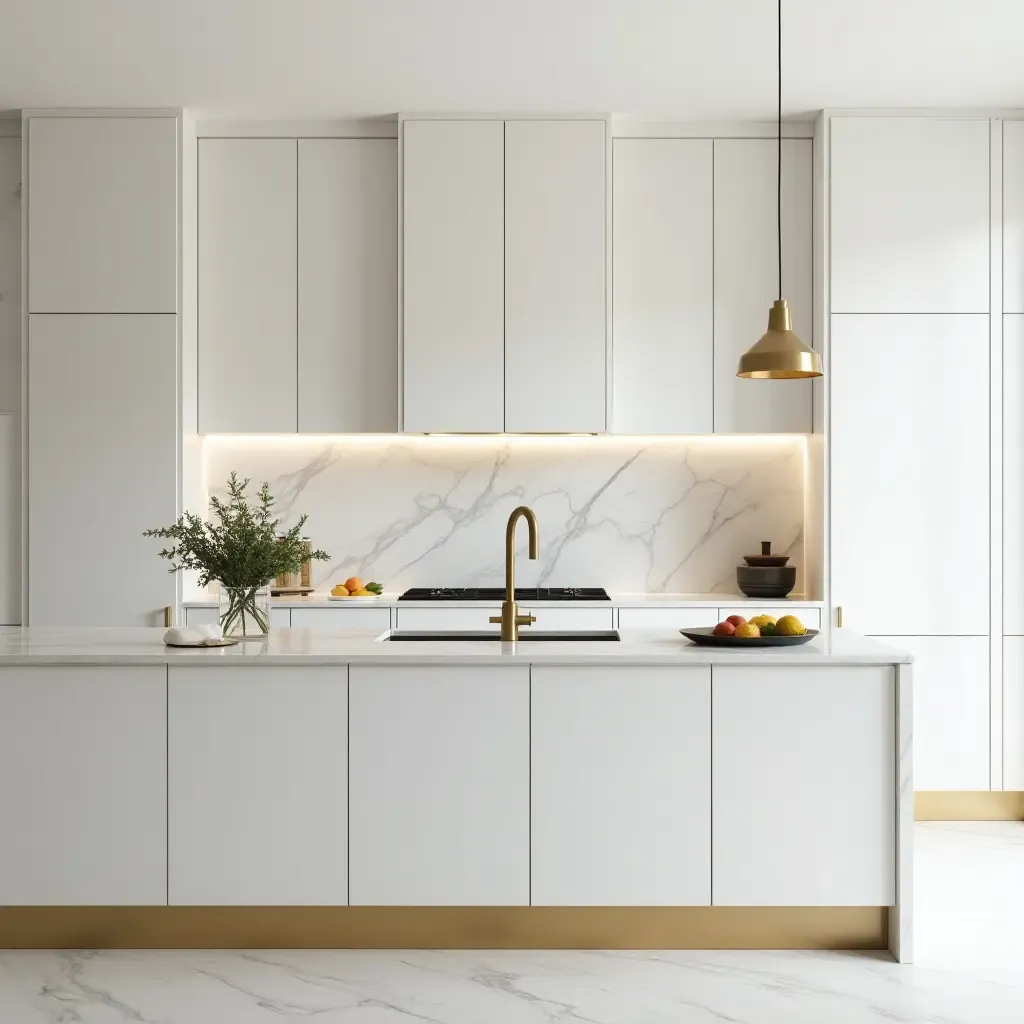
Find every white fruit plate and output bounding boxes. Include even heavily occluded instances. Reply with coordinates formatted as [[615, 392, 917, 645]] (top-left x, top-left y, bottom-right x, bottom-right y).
[[328, 594, 383, 602]]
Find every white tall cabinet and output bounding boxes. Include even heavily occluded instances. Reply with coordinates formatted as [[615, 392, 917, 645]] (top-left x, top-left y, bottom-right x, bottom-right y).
[[25, 111, 179, 626], [828, 115, 992, 790]]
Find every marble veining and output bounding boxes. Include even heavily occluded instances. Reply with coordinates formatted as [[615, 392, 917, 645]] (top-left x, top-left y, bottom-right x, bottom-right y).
[[203, 436, 805, 593], [3, 823, 1024, 1023]]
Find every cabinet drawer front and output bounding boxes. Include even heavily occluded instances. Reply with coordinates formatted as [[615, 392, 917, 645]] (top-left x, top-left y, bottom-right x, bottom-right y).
[[717, 606, 821, 629], [619, 608, 718, 630], [396, 606, 500, 632], [291, 607, 391, 632], [526, 607, 613, 631]]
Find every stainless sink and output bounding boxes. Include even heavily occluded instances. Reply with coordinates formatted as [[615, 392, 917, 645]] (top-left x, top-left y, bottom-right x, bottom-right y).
[[385, 630, 621, 643]]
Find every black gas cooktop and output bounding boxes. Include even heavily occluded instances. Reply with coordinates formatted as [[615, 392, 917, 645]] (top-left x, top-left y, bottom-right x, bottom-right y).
[[398, 587, 610, 602]]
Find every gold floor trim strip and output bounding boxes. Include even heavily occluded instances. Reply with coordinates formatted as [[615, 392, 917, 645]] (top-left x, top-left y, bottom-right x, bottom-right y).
[[0, 906, 887, 950], [915, 791, 1024, 821]]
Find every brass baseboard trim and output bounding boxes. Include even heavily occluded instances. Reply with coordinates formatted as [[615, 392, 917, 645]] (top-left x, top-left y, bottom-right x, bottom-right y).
[[0, 906, 887, 950], [915, 791, 1024, 821]]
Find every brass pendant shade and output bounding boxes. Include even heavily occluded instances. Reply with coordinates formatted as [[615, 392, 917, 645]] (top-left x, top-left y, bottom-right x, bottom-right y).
[[735, 0, 823, 381], [737, 299, 823, 379]]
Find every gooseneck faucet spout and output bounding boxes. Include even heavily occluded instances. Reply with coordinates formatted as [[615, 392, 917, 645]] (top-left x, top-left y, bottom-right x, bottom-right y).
[[490, 506, 540, 642]]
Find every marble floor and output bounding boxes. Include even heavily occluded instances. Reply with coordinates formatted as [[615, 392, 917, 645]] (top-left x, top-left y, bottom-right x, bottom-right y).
[[1, 822, 1023, 1023]]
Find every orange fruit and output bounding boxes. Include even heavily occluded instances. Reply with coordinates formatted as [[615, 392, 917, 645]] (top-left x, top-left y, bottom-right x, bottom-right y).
[[734, 622, 761, 638], [344, 577, 363, 592]]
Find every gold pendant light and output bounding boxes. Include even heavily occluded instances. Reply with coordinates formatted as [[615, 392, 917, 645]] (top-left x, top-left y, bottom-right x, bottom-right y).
[[737, 0, 822, 380]]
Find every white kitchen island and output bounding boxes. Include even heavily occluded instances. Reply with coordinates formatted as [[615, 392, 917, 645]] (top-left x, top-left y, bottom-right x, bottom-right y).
[[0, 627, 912, 961]]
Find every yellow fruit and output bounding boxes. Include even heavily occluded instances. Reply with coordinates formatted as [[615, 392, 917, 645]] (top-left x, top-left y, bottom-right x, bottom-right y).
[[749, 614, 777, 628], [344, 577, 363, 593], [776, 614, 806, 636], [331, 585, 349, 597], [354, 588, 374, 597], [734, 622, 761, 638]]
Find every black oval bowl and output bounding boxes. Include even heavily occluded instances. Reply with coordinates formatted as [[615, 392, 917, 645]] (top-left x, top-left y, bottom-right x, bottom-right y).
[[680, 627, 819, 648]]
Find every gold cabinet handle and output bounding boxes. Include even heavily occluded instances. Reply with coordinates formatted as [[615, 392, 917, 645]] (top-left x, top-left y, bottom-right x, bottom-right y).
[[836, 605, 843, 628], [163, 605, 173, 628]]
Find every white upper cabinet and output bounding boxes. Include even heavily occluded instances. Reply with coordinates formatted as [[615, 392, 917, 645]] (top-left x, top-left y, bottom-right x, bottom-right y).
[[612, 139, 713, 434], [29, 314, 177, 626], [298, 139, 399, 432], [830, 314, 989, 635], [199, 138, 297, 433], [1005, 122, 1024, 313], [830, 117, 990, 313], [402, 120, 504, 433], [504, 120, 607, 433], [27, 115, 178, 314], [713, 138, 812, 433]]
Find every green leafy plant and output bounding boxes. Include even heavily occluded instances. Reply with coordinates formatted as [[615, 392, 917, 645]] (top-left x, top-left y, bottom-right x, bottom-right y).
[[145, 472, 329, 634]]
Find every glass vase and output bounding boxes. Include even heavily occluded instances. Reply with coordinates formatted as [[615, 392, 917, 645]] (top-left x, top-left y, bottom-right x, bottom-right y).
[[218, 584, 271, 638]]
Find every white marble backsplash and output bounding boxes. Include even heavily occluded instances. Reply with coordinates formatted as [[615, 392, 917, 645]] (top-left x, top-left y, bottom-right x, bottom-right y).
[[203, 436, 805, 594]]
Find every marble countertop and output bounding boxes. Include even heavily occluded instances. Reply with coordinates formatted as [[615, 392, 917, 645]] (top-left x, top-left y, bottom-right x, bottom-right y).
[[182, 592, 825, 609], [0, 627, 908, 667]]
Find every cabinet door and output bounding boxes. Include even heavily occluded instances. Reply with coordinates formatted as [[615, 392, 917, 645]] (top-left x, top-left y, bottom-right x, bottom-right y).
[[27, 115, 177, 314], [884, 636, 989, 791], [532, 666, 710, 905], [830, 315, 989, 635], [199, 138, 297, 432], [1004, 315, 1024, 623], [712, 665, 895, 906], [1003, 637, 1024, 788], [1005, 122, 1024, 313], [830, 117, 989, 314], [299, 139, 399, 432], [505, 120, 607, 433], [28, 314, 177, 625], [713, 139, 812, 433], [0, 667, 166, 905], [402, 120, 504, 433], [168, 667, 348, 905], [612, 139, 713, 433], [291, 606, 391, 632], [349, 665, 529, 905]]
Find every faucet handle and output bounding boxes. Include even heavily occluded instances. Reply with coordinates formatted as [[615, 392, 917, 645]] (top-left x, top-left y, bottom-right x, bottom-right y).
[[517, 614, 536, 626], [488, 615, 502, 624]]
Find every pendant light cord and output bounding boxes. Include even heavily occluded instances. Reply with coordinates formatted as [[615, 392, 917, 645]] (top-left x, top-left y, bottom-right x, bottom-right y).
[[777, 0, 783, 301]]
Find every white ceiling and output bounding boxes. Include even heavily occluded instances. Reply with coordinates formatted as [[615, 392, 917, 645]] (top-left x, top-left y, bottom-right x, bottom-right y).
[[1, 0, 1023, 120]]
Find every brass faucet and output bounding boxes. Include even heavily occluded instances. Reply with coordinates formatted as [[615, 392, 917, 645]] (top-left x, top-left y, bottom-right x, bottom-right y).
[[490, 505, 540, 642]]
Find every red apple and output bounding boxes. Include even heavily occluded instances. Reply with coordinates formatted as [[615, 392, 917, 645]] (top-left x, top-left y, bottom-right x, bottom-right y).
[[712, 620, 737, 637], [726, 615, 747, 627]]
